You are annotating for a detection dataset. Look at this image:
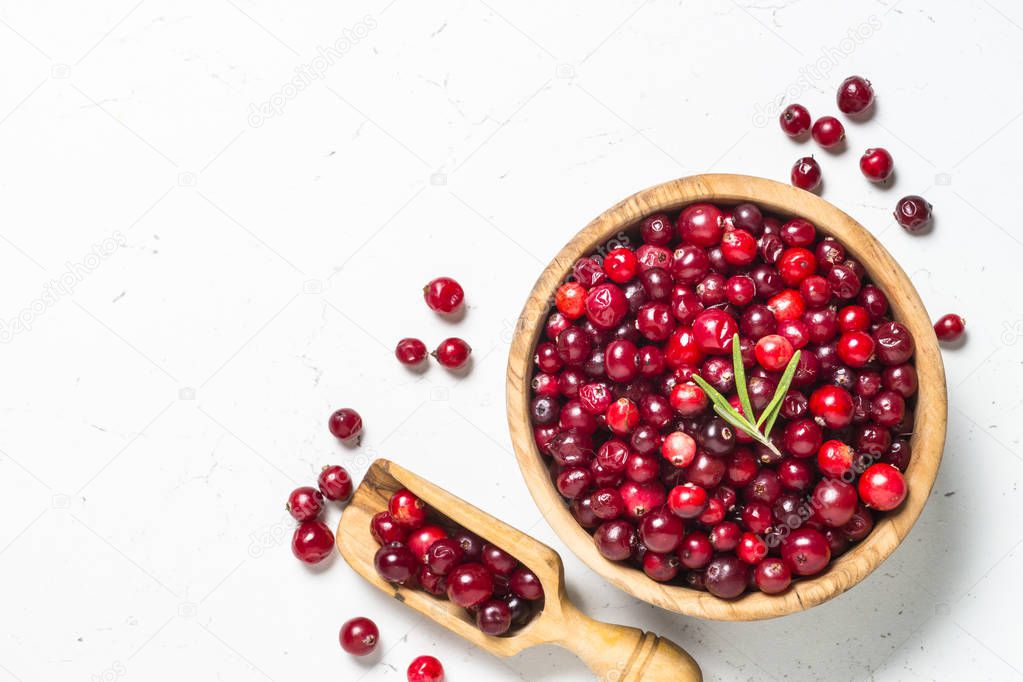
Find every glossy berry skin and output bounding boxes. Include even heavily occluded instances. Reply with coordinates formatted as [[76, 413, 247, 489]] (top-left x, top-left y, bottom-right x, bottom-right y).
[[423, 277, 464, 313], [812, 479, 858, 527], [389, 489, 427, 529], [408, 525, 448, 564], [704, 554, 749, 598], [328, 408, 362, 442], [594, 520, 638, 560], [585, 283, 629, 330], [286, 486, 324, 522], [678, 203, 724, 247], [407, 655, 445, 682], [755, 334, 794, 371], [934, 314, 965, 342], [858, 463, 907, 510], [433, 338, 472, 369], [371, 512, 408, 545], [509, 567, 544, 600], [779, 104, 811, 137], [837, 331, 875, 367], [837, 76, 874, 114], [817, 439, 854, 478], [395, 338, 428, 366], [339, 617, 379, 656], [446, 562, 495, 608], [556, 282, 587, 319], [692, 309, 739, 355], [426, 538, 464, 575], [811, 116, 845, 148], [777, 247, 816, 286], [667, 483, 708, 519], [781, 528, 831, 576], [791, 157, 822, 192], [721, 229, 758, 266], [661, 431, 697, 467], [292, 520, 335, 564], [809, 385, 854, 429], [605, 398, 640, 435], [318, 465, 353, 502], [860, 148, 894, 183], [894, 195, 933, 233], [476, 599, 512, 636], [640, 507, 685, 552], [604, 247, 638, 283], [737, 532, 768, 565], [754, 558, 792, 594], [374, 542, 417, 583]]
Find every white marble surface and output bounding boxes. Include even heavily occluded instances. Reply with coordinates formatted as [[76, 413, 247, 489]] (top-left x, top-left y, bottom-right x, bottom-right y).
[[1, 1, 1021, 680]]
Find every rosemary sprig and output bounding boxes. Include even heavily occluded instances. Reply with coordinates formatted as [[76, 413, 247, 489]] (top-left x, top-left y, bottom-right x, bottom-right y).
[[691, 334, 801, 458]]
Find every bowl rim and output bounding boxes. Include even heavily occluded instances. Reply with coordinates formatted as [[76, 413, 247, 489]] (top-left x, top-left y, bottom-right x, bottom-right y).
[[505, 173, 947, 621]]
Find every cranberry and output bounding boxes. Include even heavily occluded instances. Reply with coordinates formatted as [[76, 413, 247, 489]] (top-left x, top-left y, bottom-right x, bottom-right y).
[[837, 331, 875, 367], [639, 268, 673, 302], [751, 264, 784, 298], [894, 195, 933, 233], [698, 497, 727, 525], [817, 439, 854, 478], [815, 238, 845, 272], [339, 617, 379, 656], [858, 285, 889, 319], [733, 203, 764, 233], [408, 525, 448, 564], [811, 116, 845, 148], [781, 219, 816, 247], [678, 203, 724, 247], [870, 389, 905, 428], [812, 478, 858, 527], [873, 321, 914, 365], [425, 538, 464, 575], [882, 363, 918, 397], [781, 418, 822, 458], [509, 567, 543, 600], [446, 562, 494, 607], [809, 385, 854, 429], [287, 486, 324, 522], [842, 504, 875, 542], [619, 480, 666, 519], [778, 457, 814, 492], [827, 264, 861, 300], [779, 103, 811, 137], [726, 448, 759, 487], [799, 276, 831, 307], [754, 558, 792, 594], [755, 334, 794, 371], [721, 229, 758, 266], [545, 312, 570, 340], [371, 512, 408, 546], [389, 489, 427, 529], [433, 337, 472, 369], [636, 244, 672, 272], [475, 599, 513, 635], [666, 483, 708, 519], [643, 550, 682, 582], [781, 528, 830, 576], [641, 213, 674, 245], [698, 418, 736, 457], [292, 520, 335, 564], [691, 309, 739, 355], [661, 431, 696, 468], [670, 246, 711, 285], [742, 502, 773, 534], [791, 156, 822, 192], [859, 148, 894, 182], [837, 75, 874, 114], [407, 655, 445, 682], [556, 282, 587, 319], [704, 554, 749, 598], [585, 283, 629, 330], [636, 303, 676, 342], [604, 247, 638, 283], [678, 531, 713, 569], [638, 506, 683, 552], [737, 532, 768, 565], [777, 247, 816, 287], [594, 520, 638, 560], [396, 338, 428, 366], [424, 277, 464, 313], [858, 463, 907, 510], [328, 408, 362, 442], [709, 521, 742, 552], [374, 542, 417, 582], [317, 464, 354, 503], [934, 313, 965, 342]]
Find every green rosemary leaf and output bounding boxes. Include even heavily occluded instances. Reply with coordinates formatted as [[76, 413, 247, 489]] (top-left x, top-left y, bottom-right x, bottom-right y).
[[731, 333, 756, 424], [758, 349, 803, 437], [711, 404, 772, 448], [692, 374, 756, 430]]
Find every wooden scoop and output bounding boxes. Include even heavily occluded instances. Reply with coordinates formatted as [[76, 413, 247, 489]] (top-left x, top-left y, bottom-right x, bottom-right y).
[[336, 459, 701, 681]]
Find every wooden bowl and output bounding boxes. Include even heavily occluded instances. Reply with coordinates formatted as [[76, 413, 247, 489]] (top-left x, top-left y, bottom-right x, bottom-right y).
[[505, 174, 947, 621]]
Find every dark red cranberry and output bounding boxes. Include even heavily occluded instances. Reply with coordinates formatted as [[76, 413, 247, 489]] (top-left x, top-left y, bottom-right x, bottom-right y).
[[340, 616, 379, 656], [389, 489, 427, 529], [812, 478, 858, 527], [781, 418, 822, 458], [873, 321, 914, 365], [740, 304, 777, 340], [556, 466, 592, 499], [860, 148, 893, 182], [779, 103, 811, 137], [894, 195, 933, 233], [842, 504, 875, 542], [870, 389, 905, 428], [704, 554, 750, 598], [670, 246, 711, 284], [636, 303, 676, 342], [837, 76, 874, 114], [882, 363, 918, 397], [476, 599, 512, 635], [292, 519, 335, 564], [799, 275, 831, 307], [643, 550, 681, 582], [374, 541, 417, 582], [781, 528, 830, 576], [546, 312, 570, 340], [709, 521, 742, 552], [811, 116, 845, 148], [629, 427, 662, 459], [570, 496, 600, 528], [827, 264, 861, 299], [287, 486, 324, 522], [815, 238, 845, 273], [759, 233, 786, 264], [855, 423, 892, 457], [780, 389, 809, 419], [934, 313, 965, 342], [639, 507, 685, 552], [639, 268, 673, 302], [425, 538, 465, 575], [733, 202, 764, 233], [641, 213, 674, 246], [328, 408, 362, 442], [446, 562, 495, 608], [858, 285, 889, 319], [678, 203, 724, 247], [791, 156, 822, 191], [433, 337, 472, 369], [594, 520, 638, 560], [371, 511, 408, 546], [424, 276, 464, 313], [742, 502, 774, 534], [754, 558, 792, 594], [556, 326, 592, 366]]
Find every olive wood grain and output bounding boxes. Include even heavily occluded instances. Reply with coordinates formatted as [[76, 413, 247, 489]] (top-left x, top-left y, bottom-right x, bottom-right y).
[[336, 458, 701, 681], [505, 174, 947, 621]]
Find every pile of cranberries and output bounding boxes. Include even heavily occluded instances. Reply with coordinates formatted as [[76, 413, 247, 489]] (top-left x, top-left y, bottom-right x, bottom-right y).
[[528, 201, 918, 598], [372, 488, 544, 635]]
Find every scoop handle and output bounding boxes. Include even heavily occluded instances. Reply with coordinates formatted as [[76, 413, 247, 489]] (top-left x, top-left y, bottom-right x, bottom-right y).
[[553, 602, 701, 681]]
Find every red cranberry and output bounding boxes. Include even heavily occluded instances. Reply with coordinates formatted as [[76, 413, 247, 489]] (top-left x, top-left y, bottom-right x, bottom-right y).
[[894, 195, 933, 233], [721, 229, 758, 266], [639, 268, 673, 301], [827, 263, 861, 299], [508, 567, 543, 600], [603, 247, 638, 283], [318, 464, 354, 502], [667, 483, 708, 519], [396, 338, 428, 366], [639, 506, 685, 552], [882, 363, 918, 397], [781, 418, 822, 458], [704, 554, 749, 598], [389, 489, 427, 529], [837, 75, 874, 114], [781, 528, 830, 576], [809, 385, 854, 429], [812, 478, 858, 527], [594, 520, 638, 560], [934, 313, 965, 342], [733, 203, 764, 233], [340, 617, 379, 656], [679, 531, 713, 569], [371, 511, 408, 545], [292, 520, 335, 564], [778, 457, 814, 492], [791, 156, 822, 192], [425, 538, 464, 575], [328, 408, 362, 442], [423, 276, 464, 313], [639, 393, 672, 429], [407, 525, 448, 564], [643, 550, 682, 582], [556, 282, 587, 319], [777, 248, 816, 286], [737, 532, 768, 565], [742, 501, 774, 534], [641, 213, 674, 245], [754, 558, 792, 594], [780, 218, 816, 247], [698, 497, 727, 525], [817, 439, 854, 478], [811, 116, 845, 148], [670, 246, 711, 285], [691, 309, 738, 355], [619, 480, 666, 519], [287, 486, 324, 522], [837, 331, 874, 367], [709, 520, 742, 552], [407, 655, 444, 682], [779, 103, 811, 137], [678, 203, 724, 247], [446, 562, 494, 608], [858, 463, 907, 510], [755, 334, 794, 371], [860, 148, 893, 182], [585, 283, 629, 330], [433, 337, 472, 369], [873, 321, 914, 365], [799, 276, 831, 307], [870, 389, 905, 428], [842, 504, 875, 542], [636, 303, 676, 342], [374, 542, 416, 582], [636, 244, 672, 272]]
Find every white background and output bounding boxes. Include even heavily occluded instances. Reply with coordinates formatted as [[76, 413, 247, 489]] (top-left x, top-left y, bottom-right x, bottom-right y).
[[1, 1, 1021, 680]]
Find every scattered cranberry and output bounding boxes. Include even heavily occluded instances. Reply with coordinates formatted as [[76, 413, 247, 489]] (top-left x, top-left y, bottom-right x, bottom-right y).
[[894, 195, 933, 233], [433, 338, 472, 369], [339, 617, 379, 656], [934, 314, 965, 343], [811, 116, 845, 148], [395, 338, 428, 366], [286, 486, 324, 522], [837, 76, 874, 114], [292, 520, 334, 564], [407, 655, 444, 682], [860, 148, 894, 183], [423, 277, 464, 314], [779, 104, 811, 137], [328, 408, 362, 442], [791, 156, 822, 191], [318, 465, 353, 502]]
